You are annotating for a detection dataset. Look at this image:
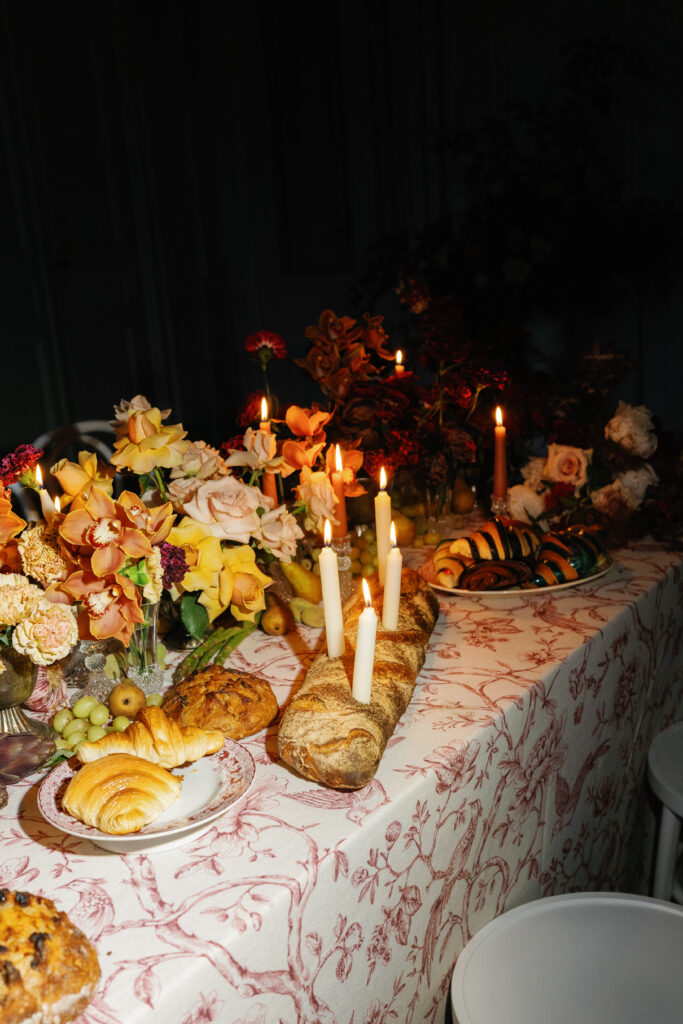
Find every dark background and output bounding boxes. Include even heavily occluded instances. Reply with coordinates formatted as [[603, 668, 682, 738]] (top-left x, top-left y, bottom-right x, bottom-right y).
[[2, 0, 682, 452]]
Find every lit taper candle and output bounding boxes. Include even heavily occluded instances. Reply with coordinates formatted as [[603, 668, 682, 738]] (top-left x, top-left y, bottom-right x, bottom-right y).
[[374, 466, 392, 585], [351, 578, 377, 703], [320, 519, 345, 659], [36, 465, 57, 523], [259, 397, 278, 504], [493, 406, 507, 500], [330, 444, 348, 537], [394, 349, 405, 375], [382, 521, 402, 630]]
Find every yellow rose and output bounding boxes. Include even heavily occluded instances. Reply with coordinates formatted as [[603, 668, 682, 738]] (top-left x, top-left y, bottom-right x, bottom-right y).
[[220, 545, 271, 622], [51, 451, 115, 508], [166, 517, 223, 597], [110, 408, 188, 475]]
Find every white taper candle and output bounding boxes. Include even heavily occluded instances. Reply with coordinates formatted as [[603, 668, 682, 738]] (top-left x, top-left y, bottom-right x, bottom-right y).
[[374, 466, 392, 586], [382, 522, 402, 630], [351, 578, 377, 704], [320, 519, 345, 659]]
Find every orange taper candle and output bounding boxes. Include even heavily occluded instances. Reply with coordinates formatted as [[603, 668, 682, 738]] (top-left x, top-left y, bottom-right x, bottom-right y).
[[331, 444, 348, 537], [493, 406, 507, 499]]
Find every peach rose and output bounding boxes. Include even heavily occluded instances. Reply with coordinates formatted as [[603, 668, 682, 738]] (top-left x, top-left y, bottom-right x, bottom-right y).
[[543, 444, 592, 492], [182, 476, 264, 543], [295, 466, 338, 533], [225, 428, 278, 471]]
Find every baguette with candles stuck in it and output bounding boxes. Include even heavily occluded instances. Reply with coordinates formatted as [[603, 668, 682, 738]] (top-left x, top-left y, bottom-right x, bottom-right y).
[[278, 567, 439, 790]]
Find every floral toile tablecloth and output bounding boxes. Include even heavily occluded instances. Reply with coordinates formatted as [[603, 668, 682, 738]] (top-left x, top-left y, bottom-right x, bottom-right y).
[[1, 538, 682, 1024]]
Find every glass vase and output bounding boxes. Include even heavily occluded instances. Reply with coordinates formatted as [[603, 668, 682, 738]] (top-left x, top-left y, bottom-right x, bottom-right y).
[[126, 601, 164, 694]]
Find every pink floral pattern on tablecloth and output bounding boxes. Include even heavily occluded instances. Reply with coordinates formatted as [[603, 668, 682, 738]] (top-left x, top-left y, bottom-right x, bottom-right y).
[[1, 539, 681, 1024]]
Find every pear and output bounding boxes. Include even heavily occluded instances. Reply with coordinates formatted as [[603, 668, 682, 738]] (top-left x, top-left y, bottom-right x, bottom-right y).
[[392, 509, 417, 546], [452, 475, 476, 514], [261, 594, 295, 636], [280, 561, 323, 604], [108, 680, 146, 719]]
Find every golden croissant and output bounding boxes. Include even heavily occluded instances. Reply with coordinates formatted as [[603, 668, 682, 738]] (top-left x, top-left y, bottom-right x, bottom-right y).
[[63, 753, 182, 834], [76, 706, 224, 769]]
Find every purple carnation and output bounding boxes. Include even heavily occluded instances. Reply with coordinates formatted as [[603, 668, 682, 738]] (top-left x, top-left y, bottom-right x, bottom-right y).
[[158, 541, 189, 589]]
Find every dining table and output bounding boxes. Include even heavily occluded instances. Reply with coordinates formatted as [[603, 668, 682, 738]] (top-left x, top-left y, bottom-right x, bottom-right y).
[[1, 531, 682, 1024]]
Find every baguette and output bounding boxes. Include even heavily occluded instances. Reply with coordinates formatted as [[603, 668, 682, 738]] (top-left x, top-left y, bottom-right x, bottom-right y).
[[278, 567, 439, 790]]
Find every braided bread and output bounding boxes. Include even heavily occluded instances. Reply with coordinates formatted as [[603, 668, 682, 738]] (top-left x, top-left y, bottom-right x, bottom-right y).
[[449, 516, 541, 561], [531, 524, 607, 587]]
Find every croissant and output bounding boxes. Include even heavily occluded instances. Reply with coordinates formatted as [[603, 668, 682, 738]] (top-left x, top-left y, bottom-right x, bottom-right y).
[[62, 753, 181, 834], [76, 706, 224, 769], [433, 541, 474, 587], [450, 516, 541, 562]]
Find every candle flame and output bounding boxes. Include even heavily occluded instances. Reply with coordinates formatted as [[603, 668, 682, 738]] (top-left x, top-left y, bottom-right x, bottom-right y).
[[335, 444, 343, 473], [390, 521, 397, 547], [324, 518, 331, 545], [395, 349, 403, 365], [261, 396, 269, 421], [379, 466, 387, 491], [54, 495, 61, 513], [495, 406, 503, 427], [362, 577, 372, 608], [35, 464, 43, 487]]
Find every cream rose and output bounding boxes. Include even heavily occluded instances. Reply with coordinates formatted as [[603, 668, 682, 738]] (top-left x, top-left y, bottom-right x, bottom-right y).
[[167, 475, 203, 510], [12, 604, 78, 665], [604, 400, 657, 458], [225, 428, 278, 471], [507, 485, 549, 526], [170, 440, 227, 481], [543, 444, 592, 492], [183, 475, 264, 543], [258, 505, 304, 561]]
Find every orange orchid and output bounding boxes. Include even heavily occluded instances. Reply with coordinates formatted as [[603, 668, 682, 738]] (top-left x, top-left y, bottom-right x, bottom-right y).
[[0, 488, 26, 547], [324, 444, 366, 498], [117, 491, 174, 545], [51, 451, 115, 508], [60, 570, 144, 645], [280, 439, 326, 478], [110, 407, 188, 475], [285, 405, 333, 440], [0, 540, 23, 573], [58, 487, 152, 577]]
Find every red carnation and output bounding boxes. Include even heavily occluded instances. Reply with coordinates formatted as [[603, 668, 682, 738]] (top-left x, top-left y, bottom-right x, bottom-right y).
[[244, 330, 287, 363], [0, 444, 44, 487]]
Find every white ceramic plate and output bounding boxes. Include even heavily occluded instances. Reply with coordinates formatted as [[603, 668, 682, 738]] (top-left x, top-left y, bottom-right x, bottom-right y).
[[37, 740, 255, 854], [420, 557, 614, 597]]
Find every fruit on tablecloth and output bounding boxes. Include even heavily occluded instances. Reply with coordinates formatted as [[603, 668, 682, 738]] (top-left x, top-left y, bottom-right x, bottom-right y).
[[261, 593, 295, 636], [71, 696, 98, 720], [111, 715, 131, 731], [63, 753, 181, 834], [75, 706, 224, 770], [0, 888, 100, 1022], [145, 692, 163, 707], [162, 665, 278, 740], [108, 680, 146, 719], [452, 474, 476, 514], [288, 597, 325, 628], [279, 561, 323, 603], [392, 509, 416, 546]]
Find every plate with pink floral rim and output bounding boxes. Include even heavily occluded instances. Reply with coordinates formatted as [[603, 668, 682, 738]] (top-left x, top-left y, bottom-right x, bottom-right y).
[[420, 556, 614, 597], [37, 740, 255, 854]]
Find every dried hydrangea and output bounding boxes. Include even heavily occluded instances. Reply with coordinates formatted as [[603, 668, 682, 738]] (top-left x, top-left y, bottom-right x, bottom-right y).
[[17, 523, 72, 588]]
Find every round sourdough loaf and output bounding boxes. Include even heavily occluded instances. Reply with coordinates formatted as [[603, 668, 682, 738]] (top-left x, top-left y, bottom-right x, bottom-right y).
[[162, 665, 278, 739]]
